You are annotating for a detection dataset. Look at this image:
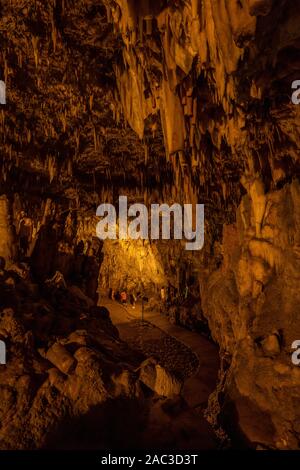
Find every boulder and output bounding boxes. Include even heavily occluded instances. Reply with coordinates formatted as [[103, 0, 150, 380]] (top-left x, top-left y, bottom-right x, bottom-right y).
[[139, 357, 182, 397], [112, 369, 141, 398], [46, 343, 76, 375]]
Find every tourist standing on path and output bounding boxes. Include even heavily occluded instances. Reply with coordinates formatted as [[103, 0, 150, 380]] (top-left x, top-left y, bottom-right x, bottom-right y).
[[120, 290, 127, 304]]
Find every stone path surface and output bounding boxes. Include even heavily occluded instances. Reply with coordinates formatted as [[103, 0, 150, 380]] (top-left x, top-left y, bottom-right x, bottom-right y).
[[101, 299, 220, 410]]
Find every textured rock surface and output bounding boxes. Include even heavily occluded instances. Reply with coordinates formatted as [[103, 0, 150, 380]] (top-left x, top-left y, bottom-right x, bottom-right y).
[[139, 357, 183, 397], [99, 238, 166, 294], [0, 268, 216, 450], [99, 0, 300, 448], [201, 180, 300, 448], [0, 196, 16, 262], [1, 0, 300, 450]]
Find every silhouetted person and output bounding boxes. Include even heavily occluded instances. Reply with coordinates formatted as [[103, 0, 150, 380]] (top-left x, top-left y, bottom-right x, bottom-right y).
[[120, 290, 127, 304]]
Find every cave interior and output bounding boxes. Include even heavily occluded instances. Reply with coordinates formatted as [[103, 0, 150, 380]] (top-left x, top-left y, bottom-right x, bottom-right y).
[[0, 0, 300, 451]]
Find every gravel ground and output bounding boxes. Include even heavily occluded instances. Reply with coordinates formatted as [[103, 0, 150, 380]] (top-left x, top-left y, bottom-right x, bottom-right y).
[[117, 319, 199, 380]]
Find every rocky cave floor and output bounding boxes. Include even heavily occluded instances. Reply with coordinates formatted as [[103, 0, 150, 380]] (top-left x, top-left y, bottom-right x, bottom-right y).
[[103, 314, 199, 381], [125, 320, 198, 379], [0, 262, 221, 450]]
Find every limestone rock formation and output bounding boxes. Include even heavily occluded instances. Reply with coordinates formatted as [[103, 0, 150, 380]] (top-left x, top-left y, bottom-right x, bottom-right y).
[[139, 357, 183, 397], [0, 0, 300, 451], [0, 266, 216, 450], [201, 180, 300, 448], [100, 0, 300, 448]]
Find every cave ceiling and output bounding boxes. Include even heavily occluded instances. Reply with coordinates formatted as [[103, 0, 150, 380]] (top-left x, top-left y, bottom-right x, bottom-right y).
[[0, 0, 169, 209], [0, 0, 299, 235]]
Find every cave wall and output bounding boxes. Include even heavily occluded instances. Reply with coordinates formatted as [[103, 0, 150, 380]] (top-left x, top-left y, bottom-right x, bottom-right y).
[[0, 195, 16, 263], [1, 0, 300, 449], [99, 238, 166, 295], [201, 179, 300, 448], [102, 0, 300, 448]]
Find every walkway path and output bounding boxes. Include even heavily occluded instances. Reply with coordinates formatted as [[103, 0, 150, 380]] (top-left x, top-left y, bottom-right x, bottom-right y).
[[101, 298, 219, 410]]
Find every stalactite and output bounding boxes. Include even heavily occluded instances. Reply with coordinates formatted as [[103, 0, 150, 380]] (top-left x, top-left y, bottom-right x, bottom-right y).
[[17, 50, 22, 68], [4, 56, 9, 84], [144, 143, 149, 164], [61, 111, 67, 133], [93, 126, 98, 151], [47, 155, 57, 183], [31, 36, 39, 67], [67, 158, 73, 177], [75, 130, 80, 151], [51, 15, 57, 52], [89, 94, 94, 111]]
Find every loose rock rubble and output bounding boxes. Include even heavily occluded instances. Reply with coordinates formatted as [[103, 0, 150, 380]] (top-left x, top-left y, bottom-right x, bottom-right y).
[[0, 264, 216, 450]]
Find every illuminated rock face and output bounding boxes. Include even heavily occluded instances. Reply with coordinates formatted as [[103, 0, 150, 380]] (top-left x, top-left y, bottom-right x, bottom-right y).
[[99, 238, 166, 294], [102, 0, 300, 448], [201, 180, 300, 448]]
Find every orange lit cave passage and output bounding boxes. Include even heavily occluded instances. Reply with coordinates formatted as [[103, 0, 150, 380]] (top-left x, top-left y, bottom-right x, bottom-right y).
[[1, 0, 300, 452]]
